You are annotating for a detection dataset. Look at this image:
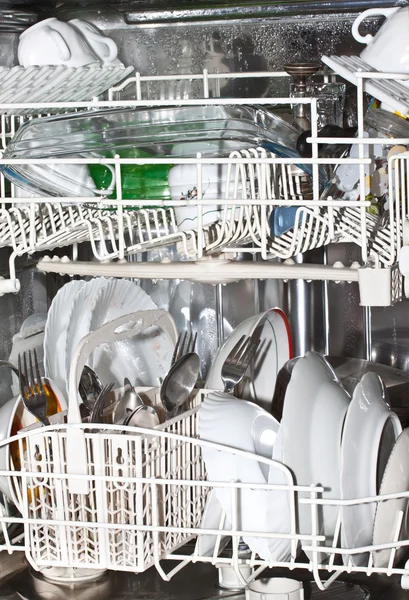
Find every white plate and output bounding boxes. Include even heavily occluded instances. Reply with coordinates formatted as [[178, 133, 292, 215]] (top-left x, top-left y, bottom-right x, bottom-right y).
[[205, 308, 293, 411], [198, 391, 291, 561], [83, 278, 173, 387], [44, 280, 86, 395], [372, 428, 409, 568], [194, 489, 231, 558], [281, 351, 350, 561], [341, 371, 402, 567]]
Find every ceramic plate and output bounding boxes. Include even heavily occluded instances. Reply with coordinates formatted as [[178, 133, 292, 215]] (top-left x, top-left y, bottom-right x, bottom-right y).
[[205, 308, 293, 412], [372, 428, 409, 568], [44, 280, 86, 395], [85, 278, 174, 388], [194, 489, 231, 557], [341, 372, 402, 566], [198, 391, 291, 561], [281, 351, 350, 562]]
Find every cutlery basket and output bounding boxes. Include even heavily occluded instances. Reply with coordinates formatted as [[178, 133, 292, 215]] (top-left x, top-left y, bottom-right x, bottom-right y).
[[7, 309, 209, 574]]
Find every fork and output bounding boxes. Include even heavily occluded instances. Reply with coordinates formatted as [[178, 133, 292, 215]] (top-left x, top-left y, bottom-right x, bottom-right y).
[[221, 335, 260, 394], [89, 382, 115, 424], [171, 331, 198, 366], [18, 350, 49, 426]]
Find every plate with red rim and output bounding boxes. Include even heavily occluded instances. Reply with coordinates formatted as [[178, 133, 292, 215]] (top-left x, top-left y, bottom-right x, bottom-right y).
[[205, 308, 293, 411]]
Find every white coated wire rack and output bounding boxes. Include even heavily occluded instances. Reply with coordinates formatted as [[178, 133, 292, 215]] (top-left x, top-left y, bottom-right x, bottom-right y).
[[0, 67, 407, 304], [1, 390, 409, 591], [0, 65, 134, 116]]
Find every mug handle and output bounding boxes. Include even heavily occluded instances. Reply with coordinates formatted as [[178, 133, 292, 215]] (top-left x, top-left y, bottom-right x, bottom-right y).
[[92, 164, 116, 195], [47, 28, 71, 62], [86, 30, 118, 62], [352, 7, 400, 45]]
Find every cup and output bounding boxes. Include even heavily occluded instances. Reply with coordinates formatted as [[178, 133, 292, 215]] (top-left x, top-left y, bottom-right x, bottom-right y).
[[18, 17, 99, 68], [245, 578, 304, 600], [18, 163, 116, 198], [351, 7, 409, 75], [68, 19, 121, 66]]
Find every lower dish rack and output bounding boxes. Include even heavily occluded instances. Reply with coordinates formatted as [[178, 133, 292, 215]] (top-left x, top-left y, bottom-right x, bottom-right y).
[[1, 388, 409, 591]]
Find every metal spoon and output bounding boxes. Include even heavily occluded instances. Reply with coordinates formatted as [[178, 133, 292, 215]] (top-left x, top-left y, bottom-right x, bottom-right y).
[[114, 377, 144, 425], [124, 404, 160, 429], [79, 365, 103, 405], [160, 352, 200, 418]]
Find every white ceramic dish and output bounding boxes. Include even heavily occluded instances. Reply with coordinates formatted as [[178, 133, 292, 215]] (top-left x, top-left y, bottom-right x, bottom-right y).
[[351, 7, 409, 77], [198, 391, 291, 561], [83, 278, 174, 388], [18, 18, 99, 68], [44, 279, 86, 395], [205, 308, 293, 412], [194, 489, 231, 558], [68, 19, 121, 66], [372, 428, 409, 568], [341, 371, 402, 566], [281, 351, 350, 561], [0, 377, 66, 505]]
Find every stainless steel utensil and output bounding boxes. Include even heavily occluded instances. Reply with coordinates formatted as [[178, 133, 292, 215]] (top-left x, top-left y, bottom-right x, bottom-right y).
[[79, 365, 103, 405], [160, 352, 200, 417], [18, 350, 49, 426], [171, 331, 198, 366], [123, 404, 160, 428], [89, 382, 115, 424], [114, 377, 144, 425], [221, 335, 260, 394]]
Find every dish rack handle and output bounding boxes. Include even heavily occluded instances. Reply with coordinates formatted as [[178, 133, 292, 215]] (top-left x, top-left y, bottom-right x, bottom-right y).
[[66, 309, 177, 495]]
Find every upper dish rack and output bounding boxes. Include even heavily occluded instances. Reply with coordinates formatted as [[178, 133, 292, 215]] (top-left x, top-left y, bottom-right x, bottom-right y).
[[0, 67, 407, 306]]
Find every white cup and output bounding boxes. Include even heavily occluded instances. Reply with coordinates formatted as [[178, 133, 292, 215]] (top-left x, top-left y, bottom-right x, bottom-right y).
[[18, 17, 99, 68], [69, 19, 121, 66], [245, 578, 304, 600], [18, 163, 116, 198], [168, 163, 243, 232], [351, 7, 409, 75]]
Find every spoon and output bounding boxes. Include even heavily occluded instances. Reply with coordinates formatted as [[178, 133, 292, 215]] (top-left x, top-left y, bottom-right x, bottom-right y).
[[160, 352, 200, 418], [79, 365, 103, 405], [114, 377, 144, 425], [124, 404, 160, 429]]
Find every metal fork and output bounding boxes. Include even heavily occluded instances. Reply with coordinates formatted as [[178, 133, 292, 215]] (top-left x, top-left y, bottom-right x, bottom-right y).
[[221, 335, 260, 394], [18, 350, 49, 426], [171, 331, 198, 366], [89, 382, 115, 424]]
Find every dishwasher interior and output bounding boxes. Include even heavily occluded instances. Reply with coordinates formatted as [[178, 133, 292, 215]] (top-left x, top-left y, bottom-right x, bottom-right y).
[[0, 0, 409, 597]]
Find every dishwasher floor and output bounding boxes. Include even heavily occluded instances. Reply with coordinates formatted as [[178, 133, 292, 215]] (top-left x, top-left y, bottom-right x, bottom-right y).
[[0, 553, 409, 600]]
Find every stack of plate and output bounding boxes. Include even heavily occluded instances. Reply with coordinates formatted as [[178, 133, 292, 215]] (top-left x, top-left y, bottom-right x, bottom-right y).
[[199, 346, 408, 569], [44, 277, 174, 399]]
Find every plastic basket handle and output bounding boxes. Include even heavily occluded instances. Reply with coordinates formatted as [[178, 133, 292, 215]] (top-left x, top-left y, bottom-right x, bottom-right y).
[[66, 309, 177, 495]]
